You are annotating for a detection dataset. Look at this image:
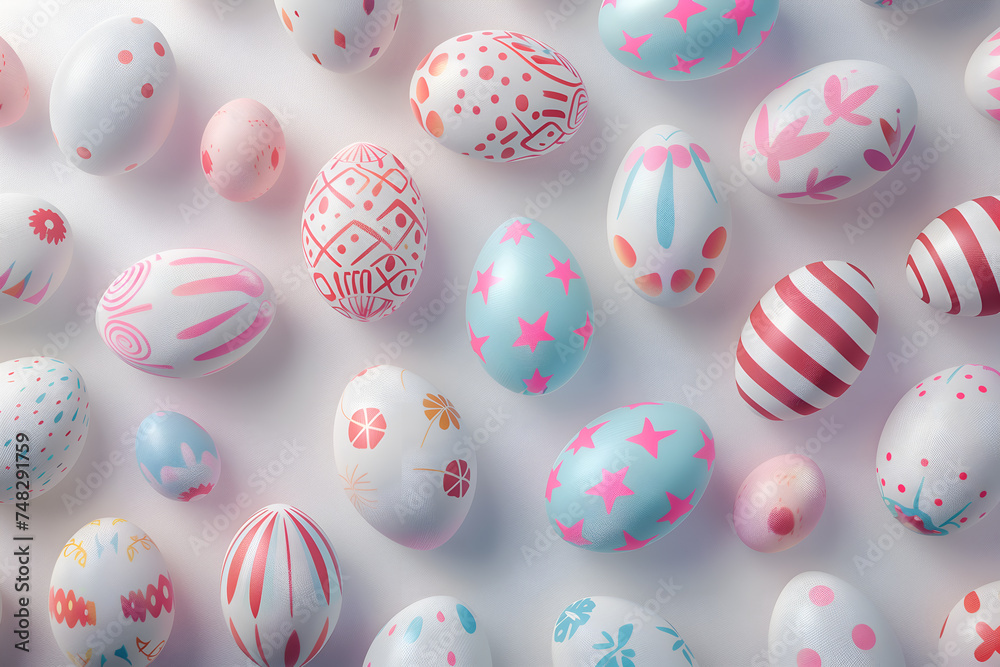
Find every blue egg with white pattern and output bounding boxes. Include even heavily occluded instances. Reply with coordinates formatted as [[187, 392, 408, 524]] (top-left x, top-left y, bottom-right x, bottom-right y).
[[135, 411, 220, 502], [466, 218, 593, 396], [599, 0, 779, 82], [0, 356, 90, 502], [364, 595, 493, 666], [545, 402, 714, 553]]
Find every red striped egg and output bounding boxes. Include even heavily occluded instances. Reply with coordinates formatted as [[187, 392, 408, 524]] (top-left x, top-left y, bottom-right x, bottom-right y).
[[905, 196, 1000, 317], [736, 261, 879, 421], [220, 504, 343, 667]]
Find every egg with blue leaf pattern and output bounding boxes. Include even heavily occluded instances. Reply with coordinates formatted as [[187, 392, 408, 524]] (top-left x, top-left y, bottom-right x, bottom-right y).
[[364, 595, 492, 666]]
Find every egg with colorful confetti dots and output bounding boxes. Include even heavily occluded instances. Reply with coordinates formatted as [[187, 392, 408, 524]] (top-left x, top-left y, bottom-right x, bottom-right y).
[[200, 99, 285, 202], [466, 217, 593, 395], [0, 357, 90, 503], [135, 411, 221, 502], [364, 596, 493, 666], [599, 0, 779, 82], [876, 365, 1000, 536], [938, 580, 1000, 663], [545, 402, 715, 553], [273, 0, 400, 73], [966, 25, 1000, 124], [0, 36, 29, 127]]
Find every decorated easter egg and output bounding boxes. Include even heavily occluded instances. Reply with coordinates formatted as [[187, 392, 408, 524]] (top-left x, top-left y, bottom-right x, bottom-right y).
[[273, 0, 400, 73], [607, 125, 731, 307], [0, 36, 29, 127], [552, 596, 698, 666], [859, 0, 943, 7], [334, 365, 474, 550], [876, 364, 1000, 536], [136, 411, 220, 502], [939, 580, 1000, 662], [966, 26, 1000, 123], [740, 60, 917, 203], [301, 142, 426, 322], [466, 217, 593, 395], [733, 454, 826, 553], [545, 402, 714, 552], [221, 504, 343, 667], [49, 518, 174, 666], [95, 249, 275, 378], [735, 260, 879, 421], [0, 194, 74, 325], [364, 596, 492, 666], [50, 16, 179, 176], [0, 357, 89, 502], [201, 99, 285, 202], [409, 30, 588, 162], [768, 571, 904, 665], [905, 196, 1000, 316], [599, 0, 778, 82]]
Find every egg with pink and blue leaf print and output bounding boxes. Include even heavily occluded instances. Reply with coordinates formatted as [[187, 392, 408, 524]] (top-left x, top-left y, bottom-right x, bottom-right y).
[[364, 596, 492, 666], [136, 411, 220, 502]]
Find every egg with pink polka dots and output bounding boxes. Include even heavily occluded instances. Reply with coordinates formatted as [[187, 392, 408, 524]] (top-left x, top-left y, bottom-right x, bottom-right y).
[[364, 595, 492, 666], [409, 30, 588, 162], [49, 16, 179, 176], [876, 364, 1000, 536], [768, 571, 904, 666]]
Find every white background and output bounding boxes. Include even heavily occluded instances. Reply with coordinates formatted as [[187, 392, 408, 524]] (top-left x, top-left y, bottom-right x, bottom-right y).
[[2, 0, 1000, 665]]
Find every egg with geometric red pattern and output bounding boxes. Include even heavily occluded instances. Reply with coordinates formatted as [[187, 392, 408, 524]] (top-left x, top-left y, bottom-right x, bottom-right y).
[[876, 365, 1000, 536], [938, 580, 1000, 663], [0, 36, 29, 127]]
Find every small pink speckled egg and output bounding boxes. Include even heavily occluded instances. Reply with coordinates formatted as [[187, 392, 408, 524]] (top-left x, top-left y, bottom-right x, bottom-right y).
[[734, 454, 826, 553], [0, 36, 29, 127], [200, 98, 285, 202]]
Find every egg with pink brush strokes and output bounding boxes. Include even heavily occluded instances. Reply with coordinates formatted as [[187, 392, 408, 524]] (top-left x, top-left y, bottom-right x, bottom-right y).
[[201, 98, 285, 202], [734, 454, 826, 553], [136, 411, 220, 502], [0, 36, 29, 127]]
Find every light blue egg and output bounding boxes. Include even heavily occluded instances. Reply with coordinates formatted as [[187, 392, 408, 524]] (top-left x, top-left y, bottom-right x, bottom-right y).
[[135, 411, 221, 502], [599, 0, 780, 82], [545, 402, 714, 552], [466, 218, 593, 395]]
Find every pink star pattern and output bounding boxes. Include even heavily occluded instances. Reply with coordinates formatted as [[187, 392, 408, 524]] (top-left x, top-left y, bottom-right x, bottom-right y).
[[513, 312, 555, 352], [626, 402, 660, 409], [723, 0, 757, 35], [664, 0, 707, 32], [670, 55, 704, 75], [574, 314, 593, 349], [556, 518, 592, 546], [469, 323, 489, 363], [523, 369, 553, 394], [759, 25, 774, 45], [719, 47, 750, 69], [500, 219, 534, 245], [546, 256, 581, 295], [613, 530, 656, 551], [658, 490, 696, 524], [587, 466, 634, 514], [601, 0, 617, 6], [632, 69, 664, 81], [626, 418, 676, 458], [693, 429, 715, 471], [567, 420, 609, 455], [545, 462, 562, 502], [619, 31, 652, 59], [472, 263, 502, 304]]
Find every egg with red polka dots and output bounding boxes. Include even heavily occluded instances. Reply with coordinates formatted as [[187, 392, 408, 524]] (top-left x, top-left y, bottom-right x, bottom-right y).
[[876, 364, 1000, 536], [49, 16, 179, 176], [409, 30, 588, 162], [364, 596, 492, 666], [0, 357, 90, 503], [768, 571, 904, 666], [938, 580, 1000, 663]]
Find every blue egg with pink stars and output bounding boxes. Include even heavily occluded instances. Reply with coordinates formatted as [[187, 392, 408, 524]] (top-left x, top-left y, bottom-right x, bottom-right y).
[[545, 402, 715, 552], [466, 217, 593, 396], [135, 411, 221, 502], [599, 0, 780, 82]]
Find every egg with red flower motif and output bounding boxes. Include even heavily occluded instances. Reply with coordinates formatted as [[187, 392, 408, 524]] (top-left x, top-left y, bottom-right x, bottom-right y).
[[364, 596, 492, 666], [876, 364, 1000, 536], [0, 36, 29, 127], [301, 142, 427, 322], [409, 30, 588, 162], [201, 99, 285, 202], [939, 580, 1000, 663], [0, 194, 74, 325]]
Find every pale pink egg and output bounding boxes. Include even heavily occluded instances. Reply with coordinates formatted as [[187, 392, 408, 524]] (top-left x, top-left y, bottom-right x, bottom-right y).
[[201, 98, 285, 202], [0, 36, 29, 127], [734, 454, 826, 553]]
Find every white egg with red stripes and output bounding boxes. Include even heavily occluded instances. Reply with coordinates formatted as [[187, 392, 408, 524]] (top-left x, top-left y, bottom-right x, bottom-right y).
[[364, 596, 492, 666], [906, 197, 1000, 317], [966, 25, 1000, 123], [735, 261, 879, 421]]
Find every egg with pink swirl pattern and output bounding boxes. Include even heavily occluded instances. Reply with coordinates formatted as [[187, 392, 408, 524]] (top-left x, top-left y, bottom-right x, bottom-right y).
[[95, 249, 276, 378]]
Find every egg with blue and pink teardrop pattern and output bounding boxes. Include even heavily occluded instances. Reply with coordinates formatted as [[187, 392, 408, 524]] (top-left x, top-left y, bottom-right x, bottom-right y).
[[136, 411, 220, 502], [545, 402, 715, 553], [364, 595, 492, 666], [466, 218, 593, 395]]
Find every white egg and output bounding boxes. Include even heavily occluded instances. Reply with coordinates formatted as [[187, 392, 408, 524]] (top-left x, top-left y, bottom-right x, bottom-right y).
[[364, 596, 492, 666], [200, 98, 285, 202], [768, 571, 904, 666], [939, 580, 1000, 663], [740, 60, 917, 203], [0, 36, 29, 127], [0, 194, 73, 325], [965, 25, 1000, 123], [50, 16, 179, 175]]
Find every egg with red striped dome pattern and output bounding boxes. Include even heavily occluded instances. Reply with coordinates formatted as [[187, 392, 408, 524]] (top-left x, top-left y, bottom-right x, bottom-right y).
[[220, 504, 343, 667], [364, 596, 492, 666], [736, 261, 879, 421], [966, 27, 1000, 123], [876, 365, 1000, 537], [939, 580, 1000, 662], [905, 197, 1000, 317]]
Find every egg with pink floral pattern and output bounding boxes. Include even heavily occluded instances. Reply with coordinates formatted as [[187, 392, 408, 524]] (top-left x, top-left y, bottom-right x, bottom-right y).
[[0, 36, 29, 127]]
